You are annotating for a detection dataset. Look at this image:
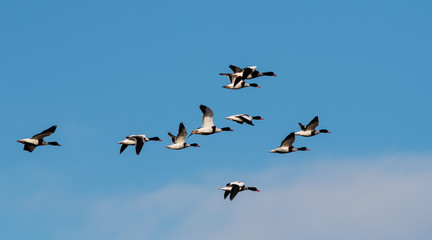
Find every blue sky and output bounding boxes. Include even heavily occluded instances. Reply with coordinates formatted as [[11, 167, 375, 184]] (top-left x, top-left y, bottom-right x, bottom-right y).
[[1, 0, 432, 239]]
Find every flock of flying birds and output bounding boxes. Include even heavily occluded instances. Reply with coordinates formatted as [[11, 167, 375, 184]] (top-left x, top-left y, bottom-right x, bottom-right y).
[[16, 65, 330, 201]]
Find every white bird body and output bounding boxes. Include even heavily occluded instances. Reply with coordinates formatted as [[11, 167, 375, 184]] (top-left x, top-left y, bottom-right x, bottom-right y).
[[295, 130, 322, 137], [166, 143, 189, 150], [270, 146, 303, 153], [192, 126, 223, 135], [18, 138, 40, 145]]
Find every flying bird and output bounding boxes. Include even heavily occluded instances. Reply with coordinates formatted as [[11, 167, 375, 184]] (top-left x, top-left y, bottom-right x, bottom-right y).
[[189, 105, 233, 136], [219, 181, 260, 201], [220, 65, 276, 80], [17, 125, 61, 152], [118, 135, 162, 155], [225, 114, 263, 126], [295, 116, 330, 137], [269, 132, 309, 153], [166, 122, 200, 150]]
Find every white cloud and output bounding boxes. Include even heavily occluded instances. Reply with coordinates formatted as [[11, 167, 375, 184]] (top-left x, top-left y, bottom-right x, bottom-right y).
[[65, 154, 432, 240]]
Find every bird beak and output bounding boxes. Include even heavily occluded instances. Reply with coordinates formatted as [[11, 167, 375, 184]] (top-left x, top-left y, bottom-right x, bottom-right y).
[[256, 190, 260, 192], [260, 118, 264, 120], [306, 149, 310, 151]]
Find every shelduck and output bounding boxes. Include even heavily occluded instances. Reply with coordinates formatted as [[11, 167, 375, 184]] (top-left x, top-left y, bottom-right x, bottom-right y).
[[17, 125, 61, 152], [269, 132, 309, 154], [189, 105, 233, 136], [118, 134, 162, 155], [166, 122, 200, 150], [225, 114, 263, 126], [295, 116, 330, 137], [219, 181, 260, 201]]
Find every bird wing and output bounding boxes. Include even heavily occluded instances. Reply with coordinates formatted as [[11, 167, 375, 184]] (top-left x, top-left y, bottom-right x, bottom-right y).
[[305, 116, 319, 131], [168, 132, 176, 144], [233, 77, 244, 87], [237, 115, 253, 126], [224, 190, 230, 199], [24, 144, 36, 152], [298, 122, 306, 131], [227, 75, 236, 84], [200, 105, 214, 128], [247, 66, 258, 70], [229, 184, 240, 201], [32, 125, 57, 139], [229, 65, 243, 73], [132, 136, 145, 155], [120, 144, 128, 154], [242, 68, 253, 79], [280, 132, 295, 147], [176, 122, 187, 144]]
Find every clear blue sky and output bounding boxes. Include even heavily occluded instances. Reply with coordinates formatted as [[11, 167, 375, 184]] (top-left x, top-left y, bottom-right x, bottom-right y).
[[1, 0, 431, 239]]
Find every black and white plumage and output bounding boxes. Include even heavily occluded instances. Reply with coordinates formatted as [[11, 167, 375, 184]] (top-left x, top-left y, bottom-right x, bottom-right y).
[[118, 134, 162, 155], [269, 132, 309, 153], [17, 125, 61, 152], [295, 116, 331, 137], [189, 105, 233, 136], [225, 114, 263, 126], [166, 122, 200, 150], [219, 181, 260, 201], [220, 74, 260, 90], [219, 65, 277, 80]]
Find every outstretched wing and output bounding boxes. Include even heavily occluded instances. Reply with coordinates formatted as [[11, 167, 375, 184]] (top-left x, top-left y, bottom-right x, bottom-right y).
[[305, 116, 319, 131], [176, 122, 187, 144], [224, 190, 230, 199], [168, 132, 176, 144], [242, 67, 253, 79], [229, 184, 240, 201], [133, 137, 145, 155], [120, 144, 128, 154], [200, 105, 214, 128], [233, 77, 243, 87], [298, 122, 306, 131], [229, 65, 243, 73], [24, 144, 36, 152], [32, 125, 57, 139], [237, 115, 253, 126], [280, 132, 295, 148]]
